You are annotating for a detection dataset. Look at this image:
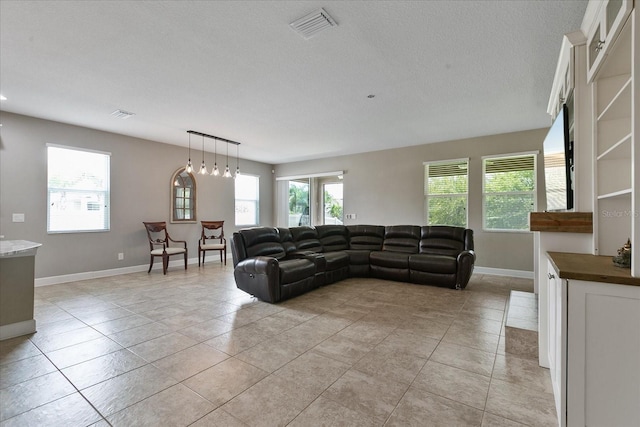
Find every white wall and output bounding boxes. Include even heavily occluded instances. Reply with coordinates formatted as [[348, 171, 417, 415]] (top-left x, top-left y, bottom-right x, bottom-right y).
[[274, 128, 549, 272], [0, 112, 274, 279]]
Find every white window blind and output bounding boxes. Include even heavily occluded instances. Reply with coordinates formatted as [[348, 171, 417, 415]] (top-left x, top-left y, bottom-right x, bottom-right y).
[[235, 174, 259, 226], [47, 145, 110, 233]]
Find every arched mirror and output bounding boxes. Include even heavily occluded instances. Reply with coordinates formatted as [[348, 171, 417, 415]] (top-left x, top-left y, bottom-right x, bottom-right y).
[[171, 168, 196, 223]]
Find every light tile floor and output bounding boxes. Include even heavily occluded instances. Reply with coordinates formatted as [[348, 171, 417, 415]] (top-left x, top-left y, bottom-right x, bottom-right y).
[[0, 264, 558, 426]]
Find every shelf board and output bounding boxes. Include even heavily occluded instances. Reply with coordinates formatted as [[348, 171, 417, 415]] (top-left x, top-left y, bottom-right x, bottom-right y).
[[597, 133, 632, 160], [530, 212, 593, 233], [597, 78, 631, 122], [597, 188, 632, 200]]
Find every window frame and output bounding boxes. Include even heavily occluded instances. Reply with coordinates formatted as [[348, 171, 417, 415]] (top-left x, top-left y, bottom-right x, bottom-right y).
[[424, 158, 469, 228], [234, 173, 260, 226], [482, 151, 538, 233], [171, 168, 197, 223], [47, 144, 111, 234]]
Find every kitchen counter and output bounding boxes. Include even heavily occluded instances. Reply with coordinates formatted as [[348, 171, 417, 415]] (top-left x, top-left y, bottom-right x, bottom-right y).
[[0, 240, 41, 340], [547, 251, 640, 286]]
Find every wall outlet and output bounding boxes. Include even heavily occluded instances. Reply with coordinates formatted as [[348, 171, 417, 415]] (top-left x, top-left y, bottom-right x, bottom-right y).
[[118, 253, 124, 260], [12, 213, 25, 222], [345, 213, 357, 220]]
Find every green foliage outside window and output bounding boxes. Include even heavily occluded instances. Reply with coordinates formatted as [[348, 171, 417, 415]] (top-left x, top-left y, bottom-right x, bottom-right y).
[[425, 161, 468, 227], [483, 155, 536, 231]]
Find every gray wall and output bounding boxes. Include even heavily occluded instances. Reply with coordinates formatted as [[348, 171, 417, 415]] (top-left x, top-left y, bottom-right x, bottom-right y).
[[275, 128, 548, 272], [0, 112, 274, 278]]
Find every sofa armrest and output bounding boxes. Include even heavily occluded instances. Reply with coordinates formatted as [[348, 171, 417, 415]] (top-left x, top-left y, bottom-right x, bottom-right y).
[[234, 256, 281, 302], [287, 250, 327, 272], [456, 250, 476, 289]]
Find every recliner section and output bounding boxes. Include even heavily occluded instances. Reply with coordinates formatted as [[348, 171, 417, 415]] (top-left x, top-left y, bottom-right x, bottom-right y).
[[231, 224, 475, 303]]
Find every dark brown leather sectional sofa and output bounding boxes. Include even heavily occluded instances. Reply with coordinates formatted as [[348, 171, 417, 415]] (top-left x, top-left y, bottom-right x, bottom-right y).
[[230, 224, 475, 303]]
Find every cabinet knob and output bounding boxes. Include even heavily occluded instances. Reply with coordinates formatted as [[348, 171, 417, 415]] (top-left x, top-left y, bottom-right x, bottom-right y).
[[548, 273, 556, 280], [595, 40, 605, 52]]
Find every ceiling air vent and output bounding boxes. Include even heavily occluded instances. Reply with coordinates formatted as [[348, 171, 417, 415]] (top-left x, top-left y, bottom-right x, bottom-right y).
[[111, 109, 135, 119], [290, 8, 337, 40]]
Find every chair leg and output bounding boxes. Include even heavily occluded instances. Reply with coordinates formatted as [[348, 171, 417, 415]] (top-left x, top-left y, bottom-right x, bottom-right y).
[[162, 253, 168, 275], [223, 248, 227, 265], [148, 255, 154, 273], [198, 247, 201, 267], [202, 250, 206, 266], [184, 251, 188, 270]]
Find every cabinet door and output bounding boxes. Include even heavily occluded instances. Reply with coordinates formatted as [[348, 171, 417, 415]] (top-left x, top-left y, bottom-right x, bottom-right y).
[[567, 280, 640, 426], [547, 261, 566, 427], [586, 0, 633, 82]]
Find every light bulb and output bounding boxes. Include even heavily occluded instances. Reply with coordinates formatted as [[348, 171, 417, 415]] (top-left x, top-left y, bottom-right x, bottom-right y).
[[211, 164, 219, 176], [199, 161, 208, 175], [235, 166, 240, 177], [223, 165, 232, 178], [185, 159, 193, 174]]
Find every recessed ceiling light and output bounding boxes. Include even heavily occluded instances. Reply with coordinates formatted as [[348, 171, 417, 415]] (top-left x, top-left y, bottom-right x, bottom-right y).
[[0, 95, 7, 101]]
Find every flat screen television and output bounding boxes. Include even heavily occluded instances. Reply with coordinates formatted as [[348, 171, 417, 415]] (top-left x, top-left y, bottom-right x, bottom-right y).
[[543, 104, 574, 211]]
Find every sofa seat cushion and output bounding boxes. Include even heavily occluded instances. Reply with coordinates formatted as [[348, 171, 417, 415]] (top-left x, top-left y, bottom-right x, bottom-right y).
[[410, 254, 457, 274], [369, 251, 410, 268], [279, 259, 316, 284], [323, 251, 350, 270]]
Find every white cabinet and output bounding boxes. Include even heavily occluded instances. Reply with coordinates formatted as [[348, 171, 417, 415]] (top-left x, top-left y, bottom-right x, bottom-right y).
[[566, 280, 640, 426], [586, 0, 633, 83], [547, 255, 640, 426]]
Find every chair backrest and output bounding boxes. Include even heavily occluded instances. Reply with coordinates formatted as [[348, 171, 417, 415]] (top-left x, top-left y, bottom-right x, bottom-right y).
[[201, 220, 224, 241], [143, 221, 169, 245]]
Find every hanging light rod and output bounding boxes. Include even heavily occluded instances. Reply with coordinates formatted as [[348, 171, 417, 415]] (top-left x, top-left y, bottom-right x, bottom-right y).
[[187, 130, 240, 146]]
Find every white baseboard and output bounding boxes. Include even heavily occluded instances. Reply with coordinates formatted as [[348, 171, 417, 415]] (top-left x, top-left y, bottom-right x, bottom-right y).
[[0, 319, 36, 340], [35, 258, 529, 287], [35, 256, 210, 287], [473, 266, 533, 279]]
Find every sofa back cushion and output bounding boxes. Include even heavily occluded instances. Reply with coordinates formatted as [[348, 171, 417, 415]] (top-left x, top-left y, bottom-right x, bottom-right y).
[[315, 225, 349, 252], [238, 227, 286, 259], [419, 226, 470, 256], [347, 225, 385, 250], [277, 227, 297, 254], [383, 225, 420, 253], [290, 226, 323, 252]]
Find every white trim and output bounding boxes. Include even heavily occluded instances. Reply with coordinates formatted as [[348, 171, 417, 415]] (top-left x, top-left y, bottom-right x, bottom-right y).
[[276, 170, 343, 181], [0, 319, 36, 340], [474, 266, 534, 279], [34, 255, 224, 287], [481, 150, 539, 161], [46, 143, 111, 156], [423, 157, 469, 166]]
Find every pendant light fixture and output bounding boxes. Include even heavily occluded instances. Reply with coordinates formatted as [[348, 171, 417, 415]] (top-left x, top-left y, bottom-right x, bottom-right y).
[[185, 133, 193, 173], [185, 130, 239, 179], [223, 141, 232, 178], [235, 143, 240, 178], [198, 135, 208, 175], [211, 138, 220, 176]]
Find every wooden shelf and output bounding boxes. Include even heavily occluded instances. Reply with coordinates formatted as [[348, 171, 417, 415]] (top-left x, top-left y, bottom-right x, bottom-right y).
[[530, 212, 593, 233]]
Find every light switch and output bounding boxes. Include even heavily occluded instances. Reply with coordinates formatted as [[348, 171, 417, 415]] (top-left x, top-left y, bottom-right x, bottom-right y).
[[12, 213, 25, 222]]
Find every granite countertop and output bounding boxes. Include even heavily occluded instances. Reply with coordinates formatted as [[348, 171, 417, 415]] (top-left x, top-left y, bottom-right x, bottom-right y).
[[0, 240, 42, 258], [547, 251, 640, 286]]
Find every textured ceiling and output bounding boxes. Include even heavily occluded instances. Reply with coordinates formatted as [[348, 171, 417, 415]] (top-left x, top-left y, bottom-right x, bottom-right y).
[[0, 1, 588, 164]]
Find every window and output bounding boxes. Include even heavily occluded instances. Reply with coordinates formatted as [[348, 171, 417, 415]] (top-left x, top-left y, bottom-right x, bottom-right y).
[[424, 159, 468, 227], [235, 174, 259, 226], [171, 168, 196, 223], [483, 153, 536, 231], [288, 179, 310, 226], [47, 145, 110, 233], [322, 182, 343, 224]]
